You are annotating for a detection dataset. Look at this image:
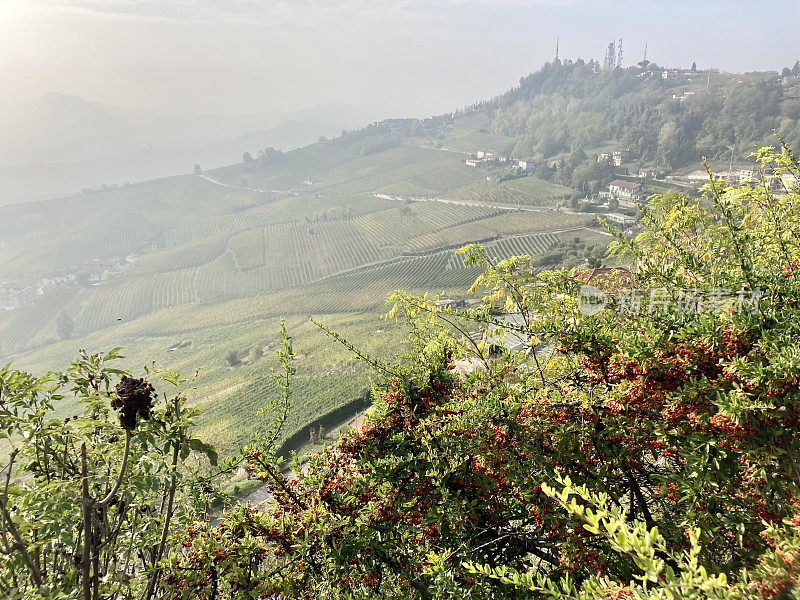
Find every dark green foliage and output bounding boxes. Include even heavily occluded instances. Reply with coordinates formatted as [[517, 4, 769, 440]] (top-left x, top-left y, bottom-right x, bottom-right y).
[[56, 310, 74, 340], [487, 60, 799, 170], [226, 349, 241, 367]]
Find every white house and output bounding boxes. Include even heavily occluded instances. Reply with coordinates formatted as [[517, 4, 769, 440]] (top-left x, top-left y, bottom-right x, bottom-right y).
[[518, 159, 536, 172], [612, 149, 631, 166], [607, 179, 646, 201], [604, 213, 637, 227], [737, 167, 758, 183], [781, 172, 799, 190]]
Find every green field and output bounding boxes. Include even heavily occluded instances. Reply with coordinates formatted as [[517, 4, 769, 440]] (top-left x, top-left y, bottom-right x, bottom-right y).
[[0, 137, 606, 459]]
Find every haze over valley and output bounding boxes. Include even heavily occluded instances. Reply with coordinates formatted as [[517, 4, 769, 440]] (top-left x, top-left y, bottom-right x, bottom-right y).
[[0, 93, 388, 203]]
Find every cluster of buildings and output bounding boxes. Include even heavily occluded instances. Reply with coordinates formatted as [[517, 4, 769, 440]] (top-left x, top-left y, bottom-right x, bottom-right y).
[[597, 149, 631, 166], [737, 168, 798, 191], [0, 283, 38, 311], [661, 69, 700, 80], [0, 257, 128, 311], [465, 151, 536, 172], [668, 167, 799, 191], [671, 89, 706, 103]]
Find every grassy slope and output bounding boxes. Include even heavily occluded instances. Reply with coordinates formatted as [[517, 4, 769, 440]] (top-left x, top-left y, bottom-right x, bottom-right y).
[[1, 133, 606, 458]]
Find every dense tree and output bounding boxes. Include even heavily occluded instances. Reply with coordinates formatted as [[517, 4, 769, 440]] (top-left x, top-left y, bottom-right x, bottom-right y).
[[259, 147, 284, 165], [56, 310, 74, 340], [489, 60, 799, 168], [226, 349, 241, 367]]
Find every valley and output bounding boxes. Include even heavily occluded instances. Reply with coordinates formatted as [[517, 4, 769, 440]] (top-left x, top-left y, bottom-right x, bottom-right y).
[[0, 136, 602, 456], [3, 59, 795, 458]]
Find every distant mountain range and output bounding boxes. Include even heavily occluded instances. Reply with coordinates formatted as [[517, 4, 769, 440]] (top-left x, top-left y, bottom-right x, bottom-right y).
[[0, 93, 390, 204]]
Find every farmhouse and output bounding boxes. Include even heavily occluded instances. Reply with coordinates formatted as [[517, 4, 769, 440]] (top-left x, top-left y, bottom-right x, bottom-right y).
[[517, 159, 536, 172], [607, 179, 646, 201], [465, 157, 493, 167], [738, 167, 758, 183], [604, 213, 637, 227], [434, 298, 465, 310], [612, 149, 630, 166], [574, 266, 634, 289]]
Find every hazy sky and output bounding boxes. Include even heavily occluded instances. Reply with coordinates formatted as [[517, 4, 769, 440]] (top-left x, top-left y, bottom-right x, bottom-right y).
[[2, 0, 799, 117]]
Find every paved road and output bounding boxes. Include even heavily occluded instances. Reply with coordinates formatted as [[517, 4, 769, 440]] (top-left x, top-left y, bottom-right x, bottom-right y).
[[373, 192, 600, 219], [197, 173, 291, 195]]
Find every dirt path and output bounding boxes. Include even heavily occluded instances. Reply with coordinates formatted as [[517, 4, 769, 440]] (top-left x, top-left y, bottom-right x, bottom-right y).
[[242, 408, 368, 506]]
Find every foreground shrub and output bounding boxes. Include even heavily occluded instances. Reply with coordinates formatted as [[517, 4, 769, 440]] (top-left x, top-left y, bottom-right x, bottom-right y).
[[163, 143, 800, 599], [0, 349, 216, 599]]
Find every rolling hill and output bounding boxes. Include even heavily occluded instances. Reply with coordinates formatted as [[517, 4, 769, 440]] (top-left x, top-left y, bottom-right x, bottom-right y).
[[6, 58, 795, 456], [0, 134, 600, 455]]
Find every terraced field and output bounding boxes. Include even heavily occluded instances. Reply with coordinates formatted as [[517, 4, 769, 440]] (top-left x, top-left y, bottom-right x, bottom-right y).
[[405, 211, 593, 253], [129, 236, 229, 275], [0, 161, 595, 356], [0, 138, 609, 458], [451, 176, 575, 206]]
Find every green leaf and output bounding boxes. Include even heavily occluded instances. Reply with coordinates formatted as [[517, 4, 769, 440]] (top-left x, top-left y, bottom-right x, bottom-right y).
[[188, 438, 218, 466]]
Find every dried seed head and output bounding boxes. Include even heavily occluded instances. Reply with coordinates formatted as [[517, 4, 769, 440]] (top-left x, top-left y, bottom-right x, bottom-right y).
[[112, 376, 155, 430]]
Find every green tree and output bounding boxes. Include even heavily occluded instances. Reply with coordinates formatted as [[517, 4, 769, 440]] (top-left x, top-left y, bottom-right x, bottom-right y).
[[656, 121, 682, 170], [226, 349, 241, 367], [56, 310, 74, 340]]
